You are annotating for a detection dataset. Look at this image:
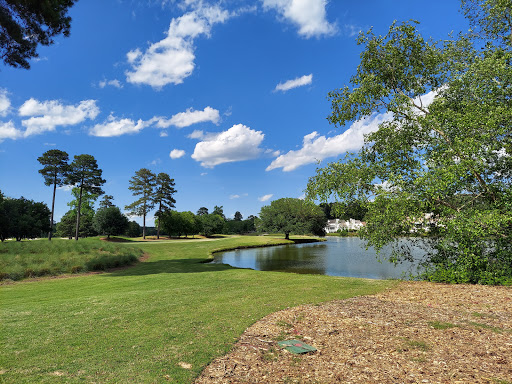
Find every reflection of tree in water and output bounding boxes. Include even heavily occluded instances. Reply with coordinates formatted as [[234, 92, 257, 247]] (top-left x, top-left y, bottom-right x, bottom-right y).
[[254, 244, 327, 275]]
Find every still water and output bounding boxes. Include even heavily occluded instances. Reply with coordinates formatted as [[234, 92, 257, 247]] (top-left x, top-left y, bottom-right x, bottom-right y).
[[213, 237, 421, 279]]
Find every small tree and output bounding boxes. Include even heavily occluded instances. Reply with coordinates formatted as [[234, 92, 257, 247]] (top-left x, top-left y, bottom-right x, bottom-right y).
[[153, 172, 177, 239], [66, 154, 105, 241], [199, 214, 224, 237], [259, 198, 326, 240], [93, 207, 129, 239], [234, 211, 243, 221], [37, 149, 70, 240], [125, 168, 156, 239], [125, 220, 141, 238]]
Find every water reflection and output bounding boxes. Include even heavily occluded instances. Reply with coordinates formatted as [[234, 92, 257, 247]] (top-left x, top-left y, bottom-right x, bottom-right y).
[[213, 237, 421, 279]]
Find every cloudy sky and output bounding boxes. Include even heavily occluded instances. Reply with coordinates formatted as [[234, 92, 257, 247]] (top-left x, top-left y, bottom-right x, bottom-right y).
[[0, 0, 467, 223]]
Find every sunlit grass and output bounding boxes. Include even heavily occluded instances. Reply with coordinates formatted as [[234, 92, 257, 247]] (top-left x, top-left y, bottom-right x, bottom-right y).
[[0, 238, 143, 281], [0, 235, 395, 383]]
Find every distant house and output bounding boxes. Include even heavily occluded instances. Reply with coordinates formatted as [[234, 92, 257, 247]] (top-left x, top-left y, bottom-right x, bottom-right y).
[[325, 218, 365, 233]]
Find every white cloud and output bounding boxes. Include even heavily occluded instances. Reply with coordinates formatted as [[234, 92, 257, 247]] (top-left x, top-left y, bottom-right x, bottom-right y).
[[262, 0, 337, 38], [19, 99, 99, 137], [266, 112, 392, 172], [258, 194, 273, 202], [274, 74, 312, 92], [169, 149, 186, 159], [0, 89, 11, 117], [191, 124, 264, 168], [200, 172, 208, 176], [125, 5, 231, 88], [99, 79, 123, 89], [187, 129, 204, 139], [155, 106, 220, 128], [0, 121, 23, 142], [160, 131, 168, 137], [230, 193, 248, 199], [89, 115, 150, 137]]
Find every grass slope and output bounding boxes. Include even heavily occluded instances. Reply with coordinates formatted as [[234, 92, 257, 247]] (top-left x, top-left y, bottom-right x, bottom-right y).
[[0, 236, 394, 383]]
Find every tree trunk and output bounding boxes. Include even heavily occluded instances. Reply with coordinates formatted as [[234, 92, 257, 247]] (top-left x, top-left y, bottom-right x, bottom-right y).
[[75, 185, 83, 241], [285, 232, 289, 240], [49, 175, 57, 241], [143, 207, 146, 239]]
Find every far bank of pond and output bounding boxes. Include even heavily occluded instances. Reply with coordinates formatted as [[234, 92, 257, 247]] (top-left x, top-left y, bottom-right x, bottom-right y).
[[213, 236, 422, 279]]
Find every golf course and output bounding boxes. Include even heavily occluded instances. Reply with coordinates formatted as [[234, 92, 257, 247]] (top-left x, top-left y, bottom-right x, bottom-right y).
[[0, 236, 393, 383]]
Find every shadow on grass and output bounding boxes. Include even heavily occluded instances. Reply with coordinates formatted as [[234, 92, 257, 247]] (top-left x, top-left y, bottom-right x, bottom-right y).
[[105, 258, 235, 277]]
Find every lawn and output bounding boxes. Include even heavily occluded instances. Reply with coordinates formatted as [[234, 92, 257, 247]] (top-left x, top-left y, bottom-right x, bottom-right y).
[[0, 236, 394, 383]]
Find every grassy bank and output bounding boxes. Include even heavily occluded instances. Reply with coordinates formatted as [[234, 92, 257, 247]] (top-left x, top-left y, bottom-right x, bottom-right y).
[[0, 236, 394, 383], [0, 238, 143, 281]]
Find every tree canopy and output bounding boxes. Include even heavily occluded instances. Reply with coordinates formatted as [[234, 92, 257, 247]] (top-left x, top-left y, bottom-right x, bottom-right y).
[[307, 1, 512, 284], [93, 206, 129, 239], [0, 0, 77, 69], [258, 198, 326, 240], [0, 196, 50, 241]]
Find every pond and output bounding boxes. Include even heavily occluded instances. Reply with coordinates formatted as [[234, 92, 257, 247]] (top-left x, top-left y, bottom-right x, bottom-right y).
[[212, 237, 422, 280]]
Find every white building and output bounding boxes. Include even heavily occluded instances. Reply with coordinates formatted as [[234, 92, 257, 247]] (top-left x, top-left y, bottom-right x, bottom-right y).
[[325, 218, 365, 233]]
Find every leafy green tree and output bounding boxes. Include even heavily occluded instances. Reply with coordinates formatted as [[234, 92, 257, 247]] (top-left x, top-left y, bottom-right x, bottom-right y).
[[307, 3, 512, 284], [125, 220, 141, 238], [196, 207, 208, 216], [37, 149, 70, 240], [56, 209, 96, 239], [234, 211, 243, 221], [212, 205, 225, 219], [66, 154, 105, 241], [0, 197, 50, 241], [98, 195, 114, 209], [199, 214, 224, 237], [125, 168, 156, 239], [0, 0, 77, 69], [93, 206, 129, 239], [259, 198, 326, 240], [153, 172, 177, 239]]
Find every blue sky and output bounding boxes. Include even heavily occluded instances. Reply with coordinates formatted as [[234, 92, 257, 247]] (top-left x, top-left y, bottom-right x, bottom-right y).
[[0, 0, 468, 224]]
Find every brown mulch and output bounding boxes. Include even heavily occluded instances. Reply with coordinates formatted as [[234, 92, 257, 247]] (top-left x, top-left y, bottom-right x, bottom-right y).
[[196, 281, 512, 384]]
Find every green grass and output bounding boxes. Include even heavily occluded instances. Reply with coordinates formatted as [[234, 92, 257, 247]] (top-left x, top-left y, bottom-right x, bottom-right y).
[[0, 235, 394, 383], [0, 238, 143, 281]]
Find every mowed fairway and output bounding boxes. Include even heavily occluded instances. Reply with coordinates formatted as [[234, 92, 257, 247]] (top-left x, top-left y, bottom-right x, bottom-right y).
[[1, 236, 394, 383]]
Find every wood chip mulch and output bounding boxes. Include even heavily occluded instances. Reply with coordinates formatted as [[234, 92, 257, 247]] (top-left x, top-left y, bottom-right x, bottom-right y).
[[195, 281, 512, 384]]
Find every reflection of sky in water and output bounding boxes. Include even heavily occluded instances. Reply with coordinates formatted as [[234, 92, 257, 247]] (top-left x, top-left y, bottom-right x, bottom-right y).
[[213, 237, 423, 279]]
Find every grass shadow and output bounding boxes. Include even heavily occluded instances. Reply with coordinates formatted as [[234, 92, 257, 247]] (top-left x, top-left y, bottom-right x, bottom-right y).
[[105, 258, 235, 277]]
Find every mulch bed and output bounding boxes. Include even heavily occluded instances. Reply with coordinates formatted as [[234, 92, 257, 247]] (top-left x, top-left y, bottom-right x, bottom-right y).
[[196, 281, 512, 383]]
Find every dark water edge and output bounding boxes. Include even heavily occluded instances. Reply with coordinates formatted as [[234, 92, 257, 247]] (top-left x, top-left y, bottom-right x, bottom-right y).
[[212, 237, 422, 280]]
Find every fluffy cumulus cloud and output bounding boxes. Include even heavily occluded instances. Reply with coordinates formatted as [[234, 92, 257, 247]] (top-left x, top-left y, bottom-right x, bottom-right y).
[[169, 149, 186, 159], [258, 194, 273, 202], [262, 0, 337, 38], [266, 112, 392, 172], [125, 5, 231, 88], [0, 89, 11, 117], [89, 115, 150, 137], [191, 124, 264, 168], [274, 74, 312, 92], [18, 99, 99, 137], [0, 121, 23, 142], [155, 106, 220, 128]]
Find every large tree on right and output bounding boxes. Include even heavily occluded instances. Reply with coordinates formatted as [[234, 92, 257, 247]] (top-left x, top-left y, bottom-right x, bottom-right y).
[[307, 1, 512, 284]]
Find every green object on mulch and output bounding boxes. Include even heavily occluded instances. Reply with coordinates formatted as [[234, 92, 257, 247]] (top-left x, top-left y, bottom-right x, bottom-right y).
[[277, 340, 317, 354]]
